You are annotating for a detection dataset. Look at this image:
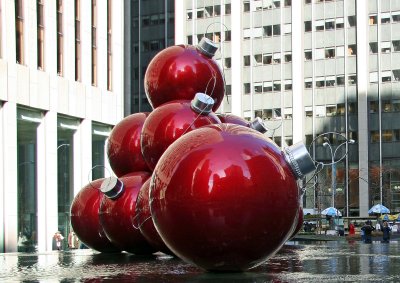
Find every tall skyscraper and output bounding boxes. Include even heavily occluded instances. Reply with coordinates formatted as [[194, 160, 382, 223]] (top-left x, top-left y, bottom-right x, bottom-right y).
[[0, 1, 124, 252], [175, 0, 400, 217], [124, 0, 175, 115]]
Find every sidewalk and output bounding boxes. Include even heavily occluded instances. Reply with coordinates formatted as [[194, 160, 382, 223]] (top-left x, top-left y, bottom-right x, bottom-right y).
[[292, 232, 400, 242]]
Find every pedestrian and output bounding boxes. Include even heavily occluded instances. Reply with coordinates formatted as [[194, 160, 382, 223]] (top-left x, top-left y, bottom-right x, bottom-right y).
[[68, 231, 80, 249], [349, 222, 355, 235], [53, 231, 64, 251], [361, 220, 375, 243], [381, 221, 391, 243]]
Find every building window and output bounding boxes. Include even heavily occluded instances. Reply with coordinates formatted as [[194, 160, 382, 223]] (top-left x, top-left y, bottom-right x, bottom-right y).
[[382, 100, 392, 112], [263, 53, 272, 64], [305, 106, 313, 117], [284, 79, 292, 90], [369, 14, 377, 25], [393, 69, 400, 81], [326, 76, 336, 87], [305, 50, 312, 60], [16, 0, 24, 64], [254, 54, 262, 65], [304, 78, 312, 89], [244, 1, 250, 12], [337, 75, 345, 86], [369, 101, 378, 113], [370, 42, 378, 53], [348, 44, 357, 55], [244, 83, 251, 94], [224, 30, 231, 41], [304, 21, 312, 32], [370, 72, 378, 83], [264, 25, 272, 37], [263, 81, 272, 92], [284, 52, 292, 62], [393, 99, 400, 111], [325, 47, 335, 59], [225, 4, 231, 15], [348, 102, 357, 114], [381, 12, 391, 24], [107, 0, 112, 91], [382, 71, 392, 83], [273, 53, 281, 64], [244, 55, 250, 67], [371, 131, 379, 143], [273, 81, 281, 91], [336, 18, 344, 29], [315, 20, 324, 31], [381, 41, 391, 53], [224, 57, 231, 68], [326, 105, 336, 116], [75, 0, 81, 81], [393, 11, 400, 23], [56, 0, 63, 75], [284, 108, 292, 119], [187, 35, 192, 45], [337, 103, 345, 115], [92, 0, 97, 86], [325, 19, 335, 30], [348, 15, 356, 27], [273, 24, 281, 36], [348, 74, 357, 85], [37, 0, 44, 70], [187, 11, 192, 20], [254, 82, 263, 93], [316, 77, 325, 88], [226, 84, 231, 95]]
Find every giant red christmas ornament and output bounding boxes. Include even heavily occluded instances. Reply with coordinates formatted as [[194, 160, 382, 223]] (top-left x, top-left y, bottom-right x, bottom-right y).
[[150, 124, 315, 271], [141, 93, 221, 170], [70, 178, 120, 253], [99, 172, 156, 255], [135, 178, 173, 255], [107, 112, 151, 177], [144, 38, 225, 111]]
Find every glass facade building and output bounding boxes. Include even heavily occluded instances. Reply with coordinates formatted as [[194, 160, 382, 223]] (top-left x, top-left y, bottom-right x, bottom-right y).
[[175, 0, 400, 217]]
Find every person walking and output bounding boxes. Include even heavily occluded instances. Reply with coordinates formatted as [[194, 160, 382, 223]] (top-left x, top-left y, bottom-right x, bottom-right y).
[[349, 222, 355, 235], [68, 231, 80, 249], [381, 221, 391, 243], [53, 231, 64, 251], [361, 220, 375, 243]]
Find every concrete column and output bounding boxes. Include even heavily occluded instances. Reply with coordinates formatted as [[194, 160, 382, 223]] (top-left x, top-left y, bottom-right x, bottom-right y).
[[291, 0, 304, 143], [2, 101, 18, 252], [174, 0, 186, 45], [231, 1, 242, 116], [36, 110, 58, 252], [356, 0, 369, 217]]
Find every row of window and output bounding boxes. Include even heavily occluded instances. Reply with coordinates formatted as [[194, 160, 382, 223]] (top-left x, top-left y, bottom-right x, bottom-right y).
[[369, 12, 400, 25], [370, 100, 400, 113], [14, 0, 112, 90], [304, 75, 357, 88], [370, 40, 400, 53], [243, 24, 291, 39], [305, 103, 357, 117], [305, 0, 337, 3], [187, 4, 230, 20], [370, 70, 400, 83], [133, 12, 174, 28], [304, 16, 356, 32], [243, 52, 292, 67], [244, 0, 292, 12], [371, 130, 400, 143], [305, 45, 357, 61], [187, 31, 231, 45], [244, 81, 292, 94]]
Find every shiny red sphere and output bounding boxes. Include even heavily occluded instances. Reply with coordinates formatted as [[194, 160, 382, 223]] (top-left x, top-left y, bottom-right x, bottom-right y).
[[70, 178, 120, 253], [135, 178, 173, 255], [141, 100, 221, 171], [99, 172, 156, 255], [150, 124, 300, 271], [217, 113, 250, 127], [107, 113, 151, 177], [144, 45, 225, 111]]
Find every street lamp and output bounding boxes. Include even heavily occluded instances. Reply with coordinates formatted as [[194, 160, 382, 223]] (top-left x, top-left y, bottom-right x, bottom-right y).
[[322, 136, 355, 209]]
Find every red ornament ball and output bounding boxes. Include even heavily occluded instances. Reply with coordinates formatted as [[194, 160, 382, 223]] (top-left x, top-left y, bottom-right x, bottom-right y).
[[290, 206, 304, 239], [150, 124, 300, 271], [107, 113, 151, 177], [70, 178, 120, 253], [135, 178, 173, 255], [217, 113, 250, 127], [99, 172, 156, 255], [144, 42, 225, 112], [141, 98, 221, 171]]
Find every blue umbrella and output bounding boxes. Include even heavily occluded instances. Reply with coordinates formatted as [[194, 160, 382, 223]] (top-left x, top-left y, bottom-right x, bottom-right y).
[[368, 204, 390, 214], [321, 207, 342, 217]]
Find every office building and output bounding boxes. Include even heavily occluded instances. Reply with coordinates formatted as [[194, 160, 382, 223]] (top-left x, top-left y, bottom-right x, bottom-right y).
[[175, 0, 400, 217], [0, 0, 124, 252]]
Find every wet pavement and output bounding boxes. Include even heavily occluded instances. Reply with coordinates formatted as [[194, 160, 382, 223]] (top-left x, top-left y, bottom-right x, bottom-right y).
[[1, 240, 400, 282]]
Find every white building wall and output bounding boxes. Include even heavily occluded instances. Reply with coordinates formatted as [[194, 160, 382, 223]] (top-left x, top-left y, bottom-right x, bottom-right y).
[[0, 1, 124, 252]]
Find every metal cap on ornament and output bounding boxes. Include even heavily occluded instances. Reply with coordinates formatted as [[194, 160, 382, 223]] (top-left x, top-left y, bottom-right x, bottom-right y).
[[249, 117, 268, 134], [196, 37, 218, 58], [100, 176, 124, 199], [283, 142, 316, 180], [191, 92, 215, 114]]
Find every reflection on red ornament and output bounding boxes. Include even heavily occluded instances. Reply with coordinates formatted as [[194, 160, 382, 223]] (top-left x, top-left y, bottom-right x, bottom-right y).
[[144, 38, 225, 111], [150, 124, 313, 271], [217, 113, 249, 127], [135, 178, 173, 255], [290, 206, 304, 239], [99, 172, 156, 255], [107, 113, 151, 177], [141, 93, 221, 170], [70, 178, 120, 253]]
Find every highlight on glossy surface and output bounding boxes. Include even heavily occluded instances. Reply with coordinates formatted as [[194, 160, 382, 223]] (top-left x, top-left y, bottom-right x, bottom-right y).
[[107, 112, 151, 177], [140, 99, 221, 171], [99, 172, 156, 255], [70, 178, 120, 253], [135, 178, 173, 255], [217, 113, 250, 127], [144, 44, 225, 111], [150, 124, 300, 271]]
